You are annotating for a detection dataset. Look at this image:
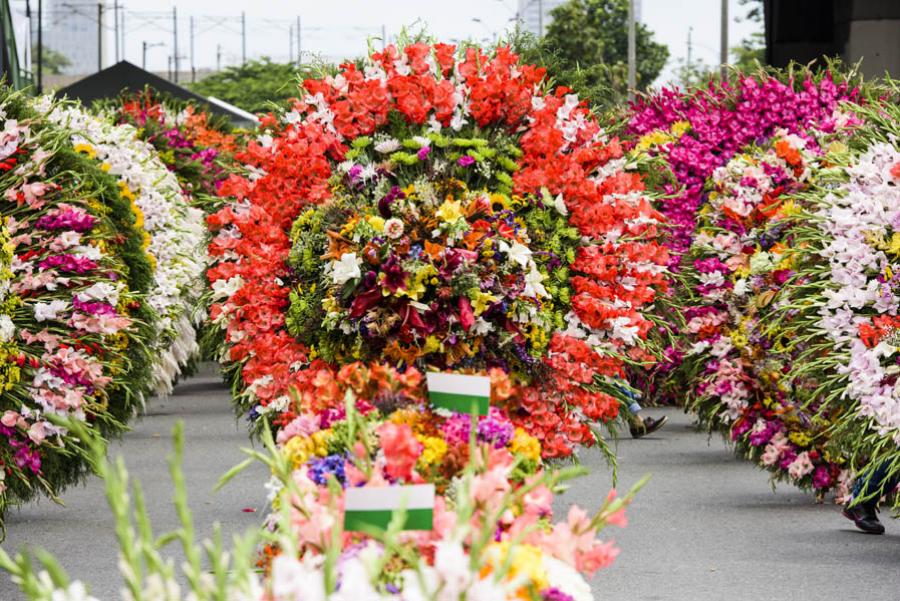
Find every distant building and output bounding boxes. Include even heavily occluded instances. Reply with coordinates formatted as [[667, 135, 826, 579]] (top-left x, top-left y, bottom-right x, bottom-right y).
[[516, 0, 642, 36], [764, 0, 899, 78], [44, 0, 106, 75]]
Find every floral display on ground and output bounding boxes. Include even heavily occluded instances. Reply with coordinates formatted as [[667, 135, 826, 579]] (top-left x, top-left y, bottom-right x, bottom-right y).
[[0, 90, 158, 515], [109, 89, 239, 207], [779, 95, 900, 504], [40, 98, 208, 395], [205, 42, 672, 597], [626, 73, 900, 506]]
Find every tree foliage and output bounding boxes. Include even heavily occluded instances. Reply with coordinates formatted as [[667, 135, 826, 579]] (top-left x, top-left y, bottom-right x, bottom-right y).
[[32, 44, 70, 75], [537, 0, 669, 103], [189, 58, 305, 114], [731, 0, 765, 70]]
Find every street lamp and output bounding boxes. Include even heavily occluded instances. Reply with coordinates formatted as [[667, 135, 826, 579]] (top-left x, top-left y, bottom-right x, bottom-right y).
[[142, 41, 165, 71]]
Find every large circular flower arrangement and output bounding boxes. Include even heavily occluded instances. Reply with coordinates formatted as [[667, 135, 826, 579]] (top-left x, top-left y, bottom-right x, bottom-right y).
[[207, 43, 670, 597], [679, 128, 857, 498], [210, 44, 670, 457], [0, 89, 157, 515], [40, 98, 208, 395]]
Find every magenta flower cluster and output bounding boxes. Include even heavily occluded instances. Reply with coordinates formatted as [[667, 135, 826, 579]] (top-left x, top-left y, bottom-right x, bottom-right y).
[[35, 207, 96, 233], [627, 75, 857, 265], [38, 254, 99, 274]]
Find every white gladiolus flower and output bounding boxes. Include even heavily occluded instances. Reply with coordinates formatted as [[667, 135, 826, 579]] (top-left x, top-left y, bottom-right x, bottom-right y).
[[330, 253, 362, 286], [34, 299, 68, 322], [0, 314, 14, 342]]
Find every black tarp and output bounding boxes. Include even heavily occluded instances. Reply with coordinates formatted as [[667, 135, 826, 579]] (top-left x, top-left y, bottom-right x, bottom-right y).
[[56, 60, 256, 127]]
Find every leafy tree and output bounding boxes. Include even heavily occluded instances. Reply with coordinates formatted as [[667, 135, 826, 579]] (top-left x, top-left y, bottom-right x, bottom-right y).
[[539, 0, 669, 101], [731, 0, 765, 70], [190, 58, 310, 114], [32, 44, 70, 75]]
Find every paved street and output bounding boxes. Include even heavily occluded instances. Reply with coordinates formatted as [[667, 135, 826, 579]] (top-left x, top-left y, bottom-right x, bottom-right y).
[[1, 370, 899, 600]]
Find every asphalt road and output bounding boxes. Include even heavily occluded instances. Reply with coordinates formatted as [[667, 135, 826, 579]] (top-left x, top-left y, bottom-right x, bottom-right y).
[[1, 369, 898, 600]]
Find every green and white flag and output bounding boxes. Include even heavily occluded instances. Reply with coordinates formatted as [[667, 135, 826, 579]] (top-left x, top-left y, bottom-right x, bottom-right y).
[[344, 484, 435, 531], [426, 372, 490, 416]]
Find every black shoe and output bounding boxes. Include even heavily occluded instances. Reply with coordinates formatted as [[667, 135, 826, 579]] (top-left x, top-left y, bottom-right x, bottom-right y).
[[630, 415, 668, 439], [842, 503, 885, 535]]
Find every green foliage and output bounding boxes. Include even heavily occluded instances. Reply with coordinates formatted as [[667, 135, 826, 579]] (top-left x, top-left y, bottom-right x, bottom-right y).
[[31, 45, 70, 75], [189, 58, 309, 114], [732, 0, 765, 71], [538, 0, 669, 103]]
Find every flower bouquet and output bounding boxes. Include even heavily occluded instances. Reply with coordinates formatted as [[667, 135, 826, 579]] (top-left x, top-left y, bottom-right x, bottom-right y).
[[774, 90, 900, 506], [39, 98, 208, 395], [206, 42, 671, 596], [0, 89, 157, 516], [680, 130, 857, 497], [109, 89, 238, 208]]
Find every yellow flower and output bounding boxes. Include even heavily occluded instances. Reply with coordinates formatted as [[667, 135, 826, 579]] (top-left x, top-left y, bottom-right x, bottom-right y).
[[729, 329, 748, 349], [436, 199, 463, 223], [311, 431, 329, 456], [635, 130, 672, 152], [390, 409, 423, 431], [74, 143, 97, 159], [366, 215, 385, 233], [416, 435, 448, 466], [671, 120, 691, 137], [490, 193, 511, 210], [471, 291, 498, 316], [100, 163, 112, 172], [282, 435, 317, 468], [510, 428, 541, 461], [339, 217, 359, 237], [397, 265, 435, 301], [422, 335, 442, 355], [887, 233, 900, 257], [788, 431, 811, 447], [484, 542, 549, 592], [118, 181, 136, 202]]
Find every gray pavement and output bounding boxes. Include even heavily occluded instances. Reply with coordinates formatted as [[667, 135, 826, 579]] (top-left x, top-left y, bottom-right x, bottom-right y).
[[578, 411, 900, 600], [0, 371, 898, 600]]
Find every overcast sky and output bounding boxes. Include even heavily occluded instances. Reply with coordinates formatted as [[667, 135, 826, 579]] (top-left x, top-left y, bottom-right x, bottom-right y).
[[40, 0, 762, 86]]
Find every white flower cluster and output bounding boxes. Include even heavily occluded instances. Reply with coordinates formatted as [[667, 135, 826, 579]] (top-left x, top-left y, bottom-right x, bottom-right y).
[[38, 98, 207, 395], [817, 141, 900, 442]]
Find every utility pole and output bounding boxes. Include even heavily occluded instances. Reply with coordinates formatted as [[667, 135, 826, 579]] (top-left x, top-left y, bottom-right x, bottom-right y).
[[296, 15, 301, 64], [142, 41, 162, 70], [120, 6, 126, 62], [289, 24, 293, 64], [172, 6, 178, 82], [97, 3, 103, 71], [216, 43, 222, 71], [720, 0, 728, 79], [37, 0, 42, 92], [113, 1, 119, 62], [241, 11, 247, 64], [381, 24, 386, 50], [167, 55, 172, 80], [190, 15, 195, 82], [627, 0, 636, 102]]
